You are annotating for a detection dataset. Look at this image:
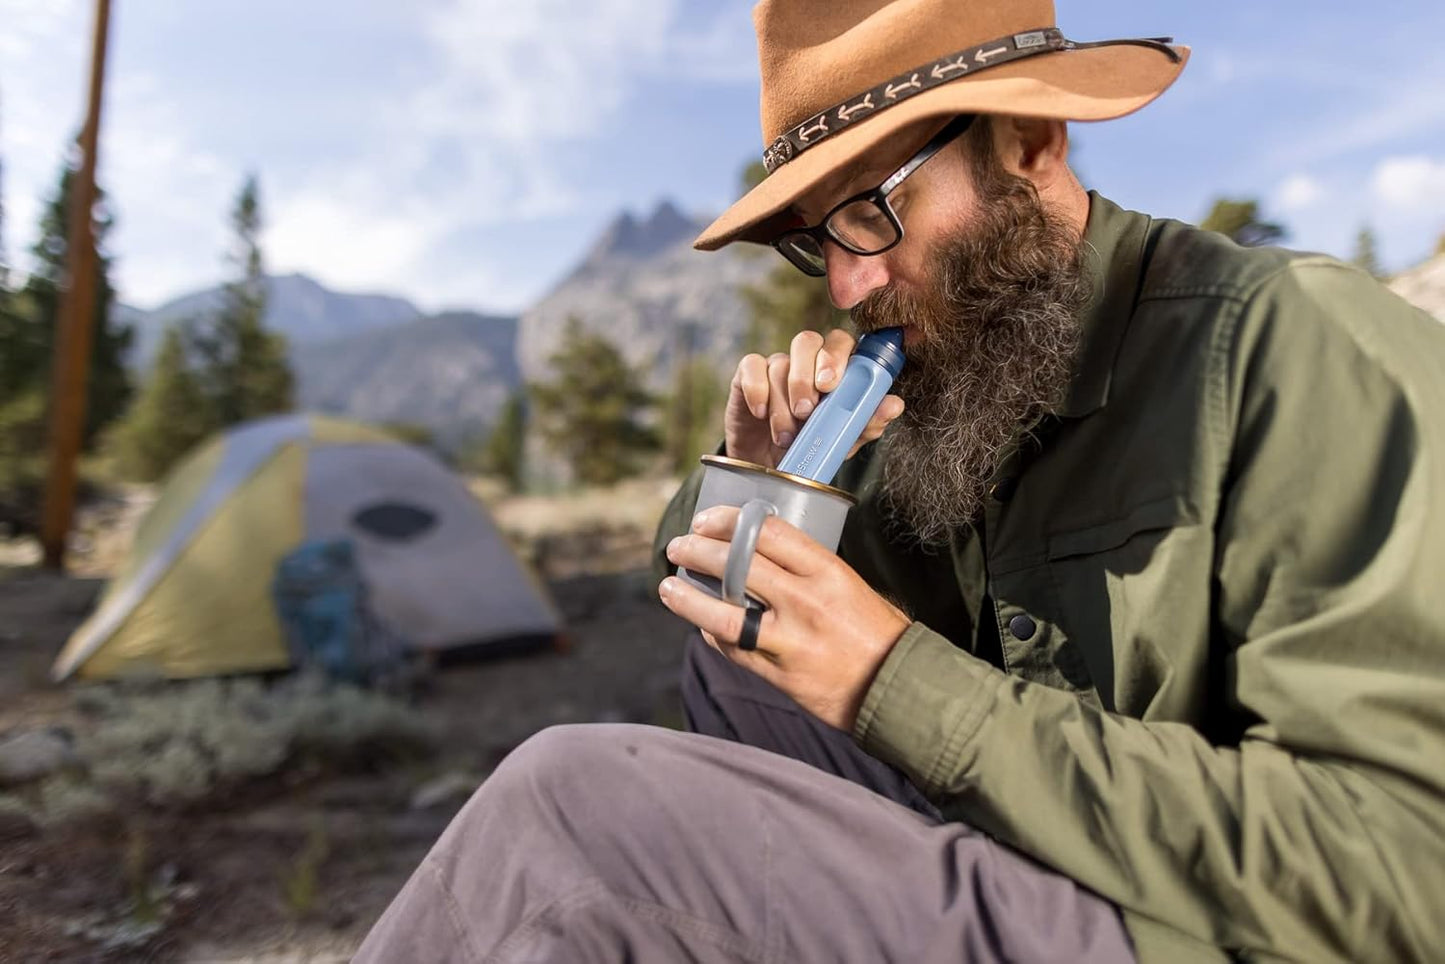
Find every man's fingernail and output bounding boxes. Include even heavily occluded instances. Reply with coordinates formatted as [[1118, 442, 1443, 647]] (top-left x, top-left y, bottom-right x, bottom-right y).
[[667, 536, 683, 557], [659, 578, 674, 600], [777, 431, 795, 448], [691, 510, 711, 530], [817, 368, 835, 385], [794, 398, 814, 418]]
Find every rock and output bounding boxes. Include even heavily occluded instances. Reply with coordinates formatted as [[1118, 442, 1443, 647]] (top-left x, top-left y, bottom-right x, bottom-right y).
[[0, 728, 77, 786], [409, 771, 481, 811], [1390, 254, 1445, 324], [0, 805, 38, 841]]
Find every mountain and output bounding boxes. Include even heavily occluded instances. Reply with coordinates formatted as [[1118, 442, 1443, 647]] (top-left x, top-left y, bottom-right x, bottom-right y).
[[113, 202, 774, 454], [125, 272, 421, 368], [517, 199, 772, 391], [292, 311, 519, 450], [1390, 255, 1445, 323]]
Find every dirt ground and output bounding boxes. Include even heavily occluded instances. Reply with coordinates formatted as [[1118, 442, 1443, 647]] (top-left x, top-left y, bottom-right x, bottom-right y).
[[0, 478, 694, 962]]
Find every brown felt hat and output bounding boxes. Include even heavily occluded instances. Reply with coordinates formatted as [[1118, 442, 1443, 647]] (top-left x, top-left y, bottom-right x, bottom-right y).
[[694, 0, 1188, 251]]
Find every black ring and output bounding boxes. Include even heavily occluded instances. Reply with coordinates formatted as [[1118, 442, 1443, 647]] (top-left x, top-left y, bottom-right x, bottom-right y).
[[738, 605, 763, 652]]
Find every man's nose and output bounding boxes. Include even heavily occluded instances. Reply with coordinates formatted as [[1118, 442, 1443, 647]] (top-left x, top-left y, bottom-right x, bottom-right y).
[[823, 243, 890, 310]]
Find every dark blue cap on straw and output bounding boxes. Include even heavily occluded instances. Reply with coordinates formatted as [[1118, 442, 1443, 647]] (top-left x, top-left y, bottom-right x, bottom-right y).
[[854, 327, 906, 379]]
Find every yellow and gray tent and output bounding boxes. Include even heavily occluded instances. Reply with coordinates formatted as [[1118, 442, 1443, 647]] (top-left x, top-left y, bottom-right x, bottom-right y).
[[53, 414, 561, 681]]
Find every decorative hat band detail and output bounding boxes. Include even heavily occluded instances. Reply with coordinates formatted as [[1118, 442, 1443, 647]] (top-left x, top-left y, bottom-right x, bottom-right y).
[[762, 29, 1179, 174]]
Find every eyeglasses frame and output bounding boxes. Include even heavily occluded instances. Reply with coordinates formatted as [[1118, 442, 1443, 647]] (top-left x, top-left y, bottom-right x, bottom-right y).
[[770, 113, 978, 277]]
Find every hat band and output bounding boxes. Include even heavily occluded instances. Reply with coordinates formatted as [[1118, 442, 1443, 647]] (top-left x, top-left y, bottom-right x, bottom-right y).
[[762, 29, 1180, 174]]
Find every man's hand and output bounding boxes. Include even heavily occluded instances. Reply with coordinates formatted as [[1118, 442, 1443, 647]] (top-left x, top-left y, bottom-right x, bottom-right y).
[[726, 328, 905, 468], [658, 505, 911, 732]]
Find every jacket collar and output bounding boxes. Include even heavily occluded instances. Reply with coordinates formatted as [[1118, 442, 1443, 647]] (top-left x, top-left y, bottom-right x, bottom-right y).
[[1057, 192, 1154, 419]]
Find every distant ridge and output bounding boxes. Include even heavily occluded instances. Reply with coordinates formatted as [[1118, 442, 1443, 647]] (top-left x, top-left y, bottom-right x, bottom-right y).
[[292, 310, 519, 449], [113, 200, 775, 452], [123, 272, 422, 368]]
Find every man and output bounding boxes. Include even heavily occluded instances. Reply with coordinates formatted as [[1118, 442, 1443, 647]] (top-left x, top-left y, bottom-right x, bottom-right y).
[[357, 2, 1445, 961]]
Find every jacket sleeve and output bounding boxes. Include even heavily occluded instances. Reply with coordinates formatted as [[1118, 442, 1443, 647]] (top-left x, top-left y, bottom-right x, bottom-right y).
[[854, 261, 1445, 963]]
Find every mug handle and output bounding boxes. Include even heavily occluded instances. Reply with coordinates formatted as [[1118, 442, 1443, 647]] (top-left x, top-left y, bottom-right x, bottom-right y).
[[722, 498, 777, 607]]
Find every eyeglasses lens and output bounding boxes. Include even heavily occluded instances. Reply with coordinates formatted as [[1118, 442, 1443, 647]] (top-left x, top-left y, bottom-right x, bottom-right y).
[[828, 198, 898, 253], [778, 233, 827, 276]]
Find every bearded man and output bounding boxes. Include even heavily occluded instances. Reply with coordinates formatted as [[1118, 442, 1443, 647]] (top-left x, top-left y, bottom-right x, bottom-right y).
[[355, 2, 1445, 962]]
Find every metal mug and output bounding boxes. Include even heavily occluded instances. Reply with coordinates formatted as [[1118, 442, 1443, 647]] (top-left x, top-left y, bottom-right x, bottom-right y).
[[675, 454, 857, 608]]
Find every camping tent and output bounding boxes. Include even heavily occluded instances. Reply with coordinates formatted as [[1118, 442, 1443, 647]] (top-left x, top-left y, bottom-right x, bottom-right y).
[[53, 414, 561, 681]]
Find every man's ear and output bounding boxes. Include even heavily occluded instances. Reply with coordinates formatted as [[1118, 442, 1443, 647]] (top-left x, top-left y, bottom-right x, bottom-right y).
[[995, 116, 1070, 186]]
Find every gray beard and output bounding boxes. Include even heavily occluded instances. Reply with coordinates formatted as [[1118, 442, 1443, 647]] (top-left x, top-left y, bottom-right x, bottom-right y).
[[852, 174, 1090, 546]]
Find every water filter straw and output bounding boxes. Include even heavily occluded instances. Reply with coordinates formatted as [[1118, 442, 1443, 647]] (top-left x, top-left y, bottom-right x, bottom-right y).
[[776, 327, 906, 485]]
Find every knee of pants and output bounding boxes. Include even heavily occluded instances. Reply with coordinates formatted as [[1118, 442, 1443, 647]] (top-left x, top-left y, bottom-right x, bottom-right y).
[[470, 723, 663, 823]]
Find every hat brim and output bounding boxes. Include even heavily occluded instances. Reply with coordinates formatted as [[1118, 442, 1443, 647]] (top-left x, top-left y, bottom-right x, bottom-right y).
[[694, 42, 1190, 251]]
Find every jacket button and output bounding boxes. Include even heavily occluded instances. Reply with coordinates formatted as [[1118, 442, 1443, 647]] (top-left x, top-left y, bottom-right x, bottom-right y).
[[1008, 614, 1037, 640]]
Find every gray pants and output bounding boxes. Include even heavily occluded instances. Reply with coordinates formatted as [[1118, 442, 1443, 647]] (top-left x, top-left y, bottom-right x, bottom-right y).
[[354, 633, 1133, 963]]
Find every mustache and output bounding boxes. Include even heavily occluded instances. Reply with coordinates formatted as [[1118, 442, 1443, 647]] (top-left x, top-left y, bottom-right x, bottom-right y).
[[851, 284, 937, 338]]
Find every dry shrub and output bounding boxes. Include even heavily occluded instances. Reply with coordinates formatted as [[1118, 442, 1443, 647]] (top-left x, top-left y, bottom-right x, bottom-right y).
[[50, 674, 433, 818]]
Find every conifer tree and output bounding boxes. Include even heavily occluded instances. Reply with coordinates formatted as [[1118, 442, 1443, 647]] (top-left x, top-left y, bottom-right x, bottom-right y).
[[530, 317, 660, 486], [190, 174, 293, 426], [470, 390, 528, 491], [1351, 225, 1384, 279], [664, 324, 726, 474], [1200, 198, 1287, 247], [4, 155, 132, 438], [114, 324, 211, 481], [0, 151, 131, 528]]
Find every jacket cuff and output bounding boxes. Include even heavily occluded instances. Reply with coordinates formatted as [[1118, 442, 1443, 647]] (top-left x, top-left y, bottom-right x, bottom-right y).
[[853, 622, 1004, 797]]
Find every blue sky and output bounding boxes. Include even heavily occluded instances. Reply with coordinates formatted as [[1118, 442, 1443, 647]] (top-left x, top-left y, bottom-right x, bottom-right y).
[[2, 0, 1444, 314]]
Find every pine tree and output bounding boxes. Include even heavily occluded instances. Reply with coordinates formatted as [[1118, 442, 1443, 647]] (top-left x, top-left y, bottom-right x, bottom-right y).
[[530, 317, 661, 487], [664, 324, 726, 474], [468, 390, 528, 491], [3, 155, 133, 439], [1200, 198, 1287, 247], [1351, 225, 1384, 279], [114, 325, 212, 481], [190, 174, 293, 426]]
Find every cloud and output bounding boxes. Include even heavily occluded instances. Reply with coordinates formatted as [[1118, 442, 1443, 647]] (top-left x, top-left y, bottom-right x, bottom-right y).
[[1, 0, 755, 310], [99, 72, 239, 304], [410, 0, 676, 146], [1370, 156, 1445, 211], [1274, 173, 1323, 212], [0, 0, 86, 266], [260, 0, 692, 310]]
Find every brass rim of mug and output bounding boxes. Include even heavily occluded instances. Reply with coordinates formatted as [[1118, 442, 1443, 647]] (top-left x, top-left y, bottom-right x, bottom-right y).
[[700, 454, 859, 504]]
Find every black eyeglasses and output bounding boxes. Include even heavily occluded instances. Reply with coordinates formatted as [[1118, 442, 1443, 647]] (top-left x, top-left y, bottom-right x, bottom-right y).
[[771, 114, 977, 277]]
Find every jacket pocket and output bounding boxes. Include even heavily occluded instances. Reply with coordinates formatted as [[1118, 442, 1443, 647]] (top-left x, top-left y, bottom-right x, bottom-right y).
[[1041, 494, 1207, 714], [1046, 495, 1192, 560]]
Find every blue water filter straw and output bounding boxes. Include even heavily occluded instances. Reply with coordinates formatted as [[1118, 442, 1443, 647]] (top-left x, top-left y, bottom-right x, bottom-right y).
[[776, 327, 906, 485]]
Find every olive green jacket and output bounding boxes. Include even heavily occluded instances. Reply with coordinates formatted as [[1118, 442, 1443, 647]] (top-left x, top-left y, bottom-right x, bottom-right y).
[[654, 194, 1445, 962]]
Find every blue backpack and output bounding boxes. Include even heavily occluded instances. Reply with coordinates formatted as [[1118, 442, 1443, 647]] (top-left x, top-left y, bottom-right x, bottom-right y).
[[271, 538, 405, 684]]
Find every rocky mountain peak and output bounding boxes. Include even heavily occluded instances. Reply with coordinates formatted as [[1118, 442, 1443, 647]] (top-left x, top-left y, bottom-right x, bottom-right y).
[[585, 199, 705, 264]]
